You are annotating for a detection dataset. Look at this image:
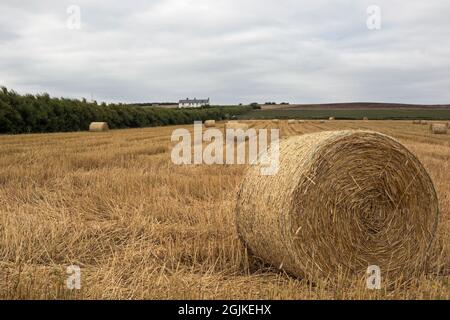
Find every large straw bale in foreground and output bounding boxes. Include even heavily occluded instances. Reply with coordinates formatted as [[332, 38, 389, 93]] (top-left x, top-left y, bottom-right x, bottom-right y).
[[89, 122, 109, 132], [204, 120, 216, 128], [431, 123, 448, 134], [236, 130, 439, 284]]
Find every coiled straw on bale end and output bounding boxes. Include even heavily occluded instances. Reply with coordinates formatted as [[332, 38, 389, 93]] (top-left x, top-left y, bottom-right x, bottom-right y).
[[430, 123, 448, 134], [236, 130, 439, 284], [89, 122, 109, 132], [204, 120, 216, 128]]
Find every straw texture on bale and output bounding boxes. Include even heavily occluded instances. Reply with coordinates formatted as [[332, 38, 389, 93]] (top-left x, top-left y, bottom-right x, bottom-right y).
[[89, 122, 109, 132], [288, 119, 297, 124], [204, 120, 216, 128], [236, 130, 439, 284], [430, 123, 448, 134]]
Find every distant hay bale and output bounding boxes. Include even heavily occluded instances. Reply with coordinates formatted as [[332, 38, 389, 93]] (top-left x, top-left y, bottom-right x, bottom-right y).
[[287, 119, 296, 124], [272, 119, 279, 123], [225, 122, 249, 131], [319, 120, 325, 123], [204, 120, 216, 128], [236, 130, 439, 284], [89, 122, 109, 132], [421, 120, 428, 125], [329, 117, 335, 121], [363, 117, 369, 121], [413, 120, 421, 124], [430, 123, 448, 134], [298, 120, 305, 123]]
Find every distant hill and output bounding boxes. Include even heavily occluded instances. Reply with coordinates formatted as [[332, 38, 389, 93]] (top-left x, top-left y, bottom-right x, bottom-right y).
[[261, 102, 450, 110]]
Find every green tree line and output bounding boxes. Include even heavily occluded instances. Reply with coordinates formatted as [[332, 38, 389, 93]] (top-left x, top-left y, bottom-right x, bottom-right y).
[[0, 87, 252, 134]]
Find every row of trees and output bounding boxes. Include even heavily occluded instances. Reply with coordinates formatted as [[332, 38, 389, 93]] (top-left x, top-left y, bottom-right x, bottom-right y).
[[0, 87, 252, 134]]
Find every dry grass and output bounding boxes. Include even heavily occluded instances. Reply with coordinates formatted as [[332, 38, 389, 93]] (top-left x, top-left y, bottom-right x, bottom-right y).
[[0, 120, 449, 300]]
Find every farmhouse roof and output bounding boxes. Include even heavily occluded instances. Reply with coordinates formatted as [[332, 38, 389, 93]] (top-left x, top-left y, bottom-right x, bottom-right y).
[[179, 98, 210, 104]]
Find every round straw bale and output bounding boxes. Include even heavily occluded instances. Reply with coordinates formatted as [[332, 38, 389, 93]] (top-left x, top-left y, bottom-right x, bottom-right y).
[[204, 120, 216, 128], [363, 117, 369, 121], [413, 120, 421, 124], [225, 122, 249, 131], [287, 119, 296, 124], [319, 120, 325, 123], [89, 122, 109, 132], [329, 117, 335, 121], [236, 130, 439, 284], [298, 120, 305, 123], [272, 119, 279, 123], [431, 123, 448, 134], [421, 120, 428, 125]]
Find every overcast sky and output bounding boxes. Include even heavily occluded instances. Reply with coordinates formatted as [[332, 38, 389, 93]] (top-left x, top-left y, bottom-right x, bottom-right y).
[[1, 0, 450, 104]]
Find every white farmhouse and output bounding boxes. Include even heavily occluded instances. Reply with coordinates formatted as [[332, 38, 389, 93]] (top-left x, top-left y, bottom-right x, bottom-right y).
[[178, 98, 210, 108]]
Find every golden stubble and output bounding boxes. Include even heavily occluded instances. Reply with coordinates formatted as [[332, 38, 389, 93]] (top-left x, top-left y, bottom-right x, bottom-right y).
[[0, 120, 448, 299]]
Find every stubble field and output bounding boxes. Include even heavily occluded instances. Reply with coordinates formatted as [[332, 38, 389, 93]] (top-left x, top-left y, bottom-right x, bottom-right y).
[[0, 120, 449, 299]]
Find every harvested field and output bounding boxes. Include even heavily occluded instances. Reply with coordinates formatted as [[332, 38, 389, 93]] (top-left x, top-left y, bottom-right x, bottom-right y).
[[0, 120, 449, 299]]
